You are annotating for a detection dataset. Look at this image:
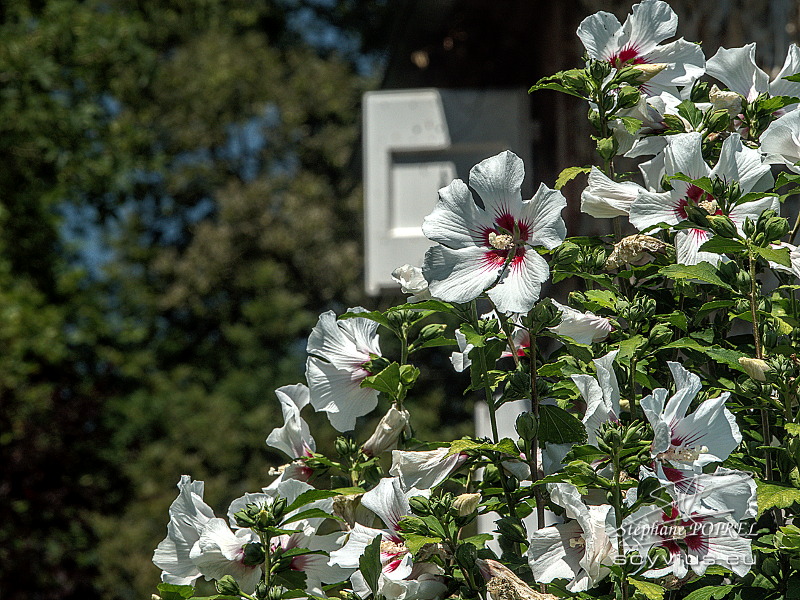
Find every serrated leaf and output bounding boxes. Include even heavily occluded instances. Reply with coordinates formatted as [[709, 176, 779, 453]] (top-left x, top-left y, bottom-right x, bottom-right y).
[[681, 585, 734, 600], [698, 237, 746, 254], [757, 480, 800, 516], [677, 100, 703, 128], [660, 338, 747, 371], [661, 262, 732, 290], [755, 245, 791, 267], [461, 533, 494, 548], [583, 289, 618, 310], [538, 404, 586, 444], [281, 507, 339, 526], [696, 300, 735, 319], [620, 116, 643, 134], [402, 533, 441, 555], [555, 166, 591, 190], [359, 535, 383, 596], [284, 489, 340, 514], [157, 584, 195, 600], [776, 171, 800, 188], [389, 299, 458, 315], [657, 311, 687, 332], [340, 310, 393, 330], [629, 578, 666, 600], [787, 423, 800, 436], [361, 362, 402, 400], [410, 336, 457, 350]]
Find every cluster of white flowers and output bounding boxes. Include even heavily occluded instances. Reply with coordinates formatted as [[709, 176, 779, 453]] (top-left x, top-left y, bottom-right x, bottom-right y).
[[152, 1, 800, 598]]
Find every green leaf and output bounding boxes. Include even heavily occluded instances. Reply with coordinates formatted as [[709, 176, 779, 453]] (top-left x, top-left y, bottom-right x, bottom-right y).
[[696, 300, 735, 319], [660, 338, 747, 371], [583, 289, 618, 310], [538, 404, 587, 445], [698, 237, 747, 254], [681, 585, 734, 600], [281, 507, 339, 526], [361, 362, 402, 400], [660, 262, 732, 290], [757, 480, 800, 516], [783, 73, 800, 83], [389, 300, 459, 315], [629, 578, 666, 600], [359, 535, 383, 596], [157, 583, 195, 600], [402, 533, 441, 555], [555, 166, 591, 190], [284, 490, 340, 514], [787, 423, 800, 436], [677, 99, 703, 128], [410, 336, 457, 351], [461, 533, 494, 548], [620, 116, 643, 134], [340, 310, 393, 330], [754, 245, 791, 267], [776, 171, 800, 189], [657, 311, 687, 332]]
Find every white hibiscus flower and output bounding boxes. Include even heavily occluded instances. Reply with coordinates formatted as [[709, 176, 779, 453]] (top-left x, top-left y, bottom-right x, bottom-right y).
[[329, 478, 447, 600], [577, 0, 704, 97], [571, 350, 621, 446], [527, 483, 617, 592], [549, 301, 613, 345], [306, 307, 382, 432], [640, 362, 742, 480], [266, 384, 316, 485], [629, 132, 775, 265], [422, 150, 566, 314], [707, 43, 800, 104], [153, 476, 215, 585]]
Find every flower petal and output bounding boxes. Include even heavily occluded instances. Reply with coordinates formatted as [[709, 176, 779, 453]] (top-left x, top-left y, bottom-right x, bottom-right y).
[[486, 250, 550, 314], [706, 43, 769, 101], [423, 244, 502, 305]]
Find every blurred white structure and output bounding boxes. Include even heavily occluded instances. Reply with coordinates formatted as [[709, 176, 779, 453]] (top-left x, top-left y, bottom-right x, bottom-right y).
[[362, 88, 534, 295]]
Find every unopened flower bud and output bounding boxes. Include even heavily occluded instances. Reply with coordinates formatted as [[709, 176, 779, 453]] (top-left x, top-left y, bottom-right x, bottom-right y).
[[648, 323, 672, 346], [705, 109, 730, 133], [709, 84, 742, 118], [242, 542, 266, 566], [515, 412, 538, 442], [631, 63, 668, 82], [706, 215, 738, 239], [616, 85, 641, 109], [408, 495, 431, 516], [605, 234, 669, 269], [391, 264, 431, 302], [739, 357, 771, 381], [362, 406, 411, 456], [453, 493, 481, 516], [216, 575, 241, 596], [765, 216, 790, 243]]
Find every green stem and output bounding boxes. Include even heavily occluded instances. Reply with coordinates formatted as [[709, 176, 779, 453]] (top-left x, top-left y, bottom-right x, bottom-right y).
[[629, 355, 638, 421], [749, 248, 772, 481], [612, 450, 629, 600]]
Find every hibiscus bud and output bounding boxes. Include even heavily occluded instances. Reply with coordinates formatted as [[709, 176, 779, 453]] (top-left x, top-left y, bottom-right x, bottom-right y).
[[408, 495, 431, 516], [588, 59, 612, 83], [765, 217, 790, 243], [391, 264, 431, 302], [362, 406, 411, 456], [648, 323, 672, 346], [739, 357, 771, 381], [683, 202, 711, 227], [616, 85, 641, 109], [631, 62, 667, 83], [707, 215, 739, 239], [335, 436, 358, 457], [453, 493, 481, 516], [417, 323, 447, 343], [216, 575, 241, 596], [529, 298, 561, 331], [515, 412, 538, 442], [709, 84, 743, 118], [242, 542, 266, 566], [705, 109, 730, 133]]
